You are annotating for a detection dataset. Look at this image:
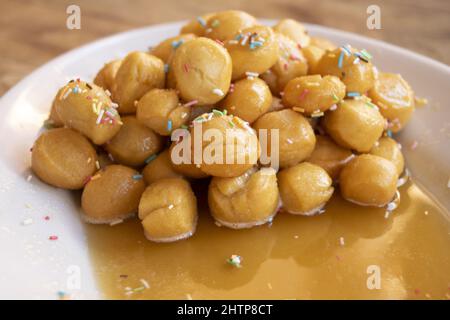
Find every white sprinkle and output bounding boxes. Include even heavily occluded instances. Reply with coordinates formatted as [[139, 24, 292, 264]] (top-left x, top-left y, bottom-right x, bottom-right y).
[[286, 139, 293, 144], [105, 89, 111, 97], [109, 219, 123, 226], [95, 161, 100, 170], [329, 104, 338, 111], [387, 202, 397, 211], [186, 293, 193, 300], [96, 109, 105, 124], [339, 237, 345, 246], [140, 279, 150, 289], [26, 175, 33, 182], [87, 157, 92, 164], [168, 204, 174, 210], [111, 102, 119, 109], [22, 218, 33, 226], [181, 112, 188, 119], [245, 71, 259, 79], [212, 88, 224, 96], [384, 211, 390, 219]]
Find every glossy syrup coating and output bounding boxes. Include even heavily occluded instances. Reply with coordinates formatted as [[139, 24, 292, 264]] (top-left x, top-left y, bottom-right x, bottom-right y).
[[32, 128, 97, 190], [189, 112, 260, 177], [226, 26, 279, 81], [322, 98, 386, 152], [142, 149, 182, 185], [105, 116, 163, 167], [93, 59, 122, 93], [368, 72, 415, 132], [261, 33, 308, 94], [150, 33, 197, 63], [315, 47, 376, 94], [339, 154, 398, 207], [172, 37, 232, 105], [208, 167, 279, 229], [307, 135, 354, 180], [370, 136, 404, 175], [81, 165, 146, 223], [282, 75, 346, 115], [204, 10, 257, 41], [136, 88, 191, 136], [54, 80, 122, 145], [138, 178, 197, 242], [278, 162, 334, 215], [180, 13, 215, 36], [253, 109, 316, 168], [273, 19, 310, 48], [222, 77, 272, 123], [112, 51, 165, 114]]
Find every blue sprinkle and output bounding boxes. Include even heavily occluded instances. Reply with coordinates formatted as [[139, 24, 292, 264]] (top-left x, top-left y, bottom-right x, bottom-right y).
[[234, 33, 243, 40], [347, 92, 360, 97], [167, 120, 173, 132], [171, 40, 184, 49], [338, 51, 345, 69], [132, 174, 143, 180], [197, 16, 206, 27], [387, 130, 393, 138], [145, 154, 157, 164]]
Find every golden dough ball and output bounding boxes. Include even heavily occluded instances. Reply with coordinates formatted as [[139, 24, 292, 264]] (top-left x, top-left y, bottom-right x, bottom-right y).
[[323, 98, 386, 152], [31, 128, 97, 190], [172, 37, 232, 105], [54, 80, 122, 145], [309, 37, 336, 51], [180, 13, 215, 36], [208, 167, 280, 229], [150, 33, 197, 63], [93, 59, 122, 93], [282, 75, 346, 115], [273, 19, 311, 48], [261, 33, 308, 94], [340, 154, 398, 207], [169, 141, 209, 179], [188, 112, 260, 177], [253, 109, 316, 168], [112, 51, 165, 114], [302, 45, 325, 75], [370, 137, 404, 175], [278, 162, 334, 215], [307, 135, 354, 180], [226, 26, 279, 81], [204, 10, 257, 41], [368, 72, 415, 132], [104, 116, 163, 167], [142, 149, 182, 184], [138, 178, 197, 242], [315, 47, 376, 94], [136, 88, 191, 136], [81, 165, 146, 224], [222, 77, 272, 123]]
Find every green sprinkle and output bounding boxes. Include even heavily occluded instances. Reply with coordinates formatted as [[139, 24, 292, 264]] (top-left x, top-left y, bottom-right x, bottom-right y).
[[332, 94, 340, 102], [366, 101, 377, 109], [145, 154, 157, 164], [211, 19, 220, 28], [181, 124, 189, 130], [133, 286, 145, 292], [212, 109, 224, 117]]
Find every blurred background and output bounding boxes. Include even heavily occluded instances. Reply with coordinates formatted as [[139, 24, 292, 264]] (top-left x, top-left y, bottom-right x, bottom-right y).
[[1, 0, 449, 95]]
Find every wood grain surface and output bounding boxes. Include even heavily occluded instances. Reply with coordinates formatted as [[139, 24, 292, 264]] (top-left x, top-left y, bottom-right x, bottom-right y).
[[1, 0, 449, 96]]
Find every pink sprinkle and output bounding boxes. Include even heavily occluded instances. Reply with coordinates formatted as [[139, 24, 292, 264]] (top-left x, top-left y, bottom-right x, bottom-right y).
[[229, 83, 235, 93], [289, 54, 300, 61], [44, 216, 50, 221], [299, 89, 309, 100], [215, 39, 224, 46], [410, 141, 419, 150], [183, 100, 198, 108], [183, 64, 189, 73], [49, 236, 58, 241]]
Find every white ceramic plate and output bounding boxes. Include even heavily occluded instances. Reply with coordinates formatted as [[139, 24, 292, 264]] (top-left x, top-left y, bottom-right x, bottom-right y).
[[0, 20, 449, 299]]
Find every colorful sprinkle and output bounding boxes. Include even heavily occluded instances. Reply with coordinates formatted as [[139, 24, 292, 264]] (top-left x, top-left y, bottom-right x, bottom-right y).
[[21, 218, 33, 226], [299, 89, 309, 100], [337, 51, 345, 69], [227, 254, 242, 268], [347, 92, 360, 97], [167, 120, 173, 132], [145, 154, 157, 164], [49, 235, 58, 241], [410, 141, 419, 150], [212, 88, 224, 96], [197, 16, 206, 27], [132, 174, 143, 181], [183, 99, 198, 108], [171, 40, 184, 49]]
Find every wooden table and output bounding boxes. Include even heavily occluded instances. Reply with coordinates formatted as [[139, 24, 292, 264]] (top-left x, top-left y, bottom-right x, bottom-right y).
[[1, 0, 449, 96]]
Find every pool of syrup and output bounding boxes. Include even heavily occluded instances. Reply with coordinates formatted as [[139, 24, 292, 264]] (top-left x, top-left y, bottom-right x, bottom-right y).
[[86, 180, 450, 299]]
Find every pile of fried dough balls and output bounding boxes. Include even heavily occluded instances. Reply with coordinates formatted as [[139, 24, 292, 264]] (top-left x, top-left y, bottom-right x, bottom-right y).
[[31, 11, 415, 242]]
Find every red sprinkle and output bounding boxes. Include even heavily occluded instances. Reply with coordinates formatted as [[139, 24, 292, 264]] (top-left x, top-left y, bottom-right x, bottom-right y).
[[299, 89, 309, 100], [49, 236, 58, 241], [44, 216, 50, 221], [84, 176, 92, 185], [215, 39, 224, 46], [297, 43, 302, 49], [183, 63, 189, 73]]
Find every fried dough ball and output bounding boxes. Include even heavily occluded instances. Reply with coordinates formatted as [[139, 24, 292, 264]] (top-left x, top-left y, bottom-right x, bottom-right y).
[[302, 45, 326, 75], [138, 178, 197, 242], [104, 116, 163, 167], [169, 141, 209, 179], [307, 135, 354, 180], [253, 109, 316, 168], [136, 89, 191, 136], [142, 149, 182, 184], [31, 128, 97, 190], [180, 13, 215, 36], [188, 112, 260, 177], [208, 167, 279, 229], [282, 75, 346, 115], [340, 154, 398, 207], [260, 33, 308, 94], [150, 34, 197, 63], [81, 165, 145, 223], [54, 80, 122, 145], [278, 162, 334, 215], [273, 19, 310, 48], [222, 78, 272, 123], [315, 47, 376, 94], [322, 99, 386, 152], [172, 37, 232, 105], [93, 59, 122, 92], [204, 10, 257, 41], [370, 137, 404, 175], [368, 73, 415, 132], [112, 51, 165, 114], [226, 26, 279, 81]]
